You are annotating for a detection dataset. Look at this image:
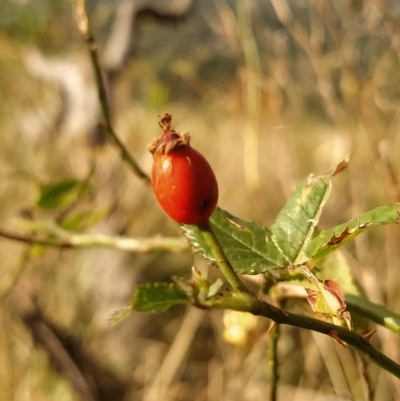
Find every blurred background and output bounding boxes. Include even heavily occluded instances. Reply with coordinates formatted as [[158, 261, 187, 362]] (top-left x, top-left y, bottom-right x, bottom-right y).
[[1, 0, 400, 400]]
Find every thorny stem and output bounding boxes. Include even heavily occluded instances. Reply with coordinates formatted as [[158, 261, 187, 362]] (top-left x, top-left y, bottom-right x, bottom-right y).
[[208, 291, 400, 377], [198, 221, 252, 294], [267, 323, 280, 401], [75, 0, 150, 183], [195, 221, 400, 378], [250, 298, 400, 378]]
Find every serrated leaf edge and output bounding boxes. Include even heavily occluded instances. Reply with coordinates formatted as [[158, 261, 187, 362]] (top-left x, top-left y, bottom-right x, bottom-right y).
[[271, 175, 331, 264], [211, 212, 285, 268]]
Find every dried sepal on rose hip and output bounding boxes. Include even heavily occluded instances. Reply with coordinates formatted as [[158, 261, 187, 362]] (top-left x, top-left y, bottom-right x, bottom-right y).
[[148, 114, 219, 225]]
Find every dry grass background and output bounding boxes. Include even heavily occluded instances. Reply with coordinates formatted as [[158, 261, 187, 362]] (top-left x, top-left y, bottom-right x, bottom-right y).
[[1, 0, 400, 400]]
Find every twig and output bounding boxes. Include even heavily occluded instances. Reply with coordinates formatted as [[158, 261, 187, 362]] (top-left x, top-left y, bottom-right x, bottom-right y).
[[274, 284, 400, 336], [255, 300, 400, 378], [75, 0, 150, 183], [209, 293, 400, 378], [359, 353, 375, 401], [0, 228, 188, 254], [268, 323, 280, 401], [194, 221, 400, 378]]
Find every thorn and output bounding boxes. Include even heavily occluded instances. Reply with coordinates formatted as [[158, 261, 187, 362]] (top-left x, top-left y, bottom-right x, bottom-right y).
[[328, 155, 350, 177], [192, 266, 202, 279], [328, 330, 347, 347], [268, 321, 278, 334], [341, 311, 353, 331], [361, 330, 377, 344]]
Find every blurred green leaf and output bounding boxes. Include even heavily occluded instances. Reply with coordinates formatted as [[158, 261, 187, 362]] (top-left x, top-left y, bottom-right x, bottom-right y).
[[346, 294, 400, 335], [183, 208, 287, 275], [146, 81, 169, 109], [318, 251, 359, 295], [270, 250, 359, 297], [60, 209, 107, 231], [59, 211, 88, 231], [131, 282, 191, 312], [30, 243, 46, 258], [37, 179, 82, 210], [271, 176, 331, 263], [306, 204, 400, 264]]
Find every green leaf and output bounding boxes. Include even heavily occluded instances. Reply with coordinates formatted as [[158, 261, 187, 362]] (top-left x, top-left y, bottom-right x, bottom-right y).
[[37, 179, 82, 210], [183, 208, 287, 274], [131, 282, 191, 312], [305, 279, 350, 327], [306, 204, 400, 264], [60, 209, 107, 231], [271, 176, 331, 263], [59, 212, 86, 231], [270, 250, 359, 297], [318, 251, 359, 295], [346, 294, 400, 335]]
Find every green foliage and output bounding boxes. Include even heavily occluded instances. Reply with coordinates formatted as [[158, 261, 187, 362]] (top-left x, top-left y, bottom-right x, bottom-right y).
[[1, 0, 68, 45], [59, 209, 107, 231], [306, 204, 400, 264], [36, 179, 84, 210], [183, 208, 287, 274], [5, 0, 400, 395], [130, 282, 191, 312], [271, 176, 330, 263], [127, 172, 399, 326], [303, 279, 348, 325], [346, 294, 400, 334], [114, 275, 258, 316], [317, 251, 359, 296]]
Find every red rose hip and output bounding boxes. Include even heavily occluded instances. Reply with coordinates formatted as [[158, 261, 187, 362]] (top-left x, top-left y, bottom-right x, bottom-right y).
[[148, 114, 218, 225]]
